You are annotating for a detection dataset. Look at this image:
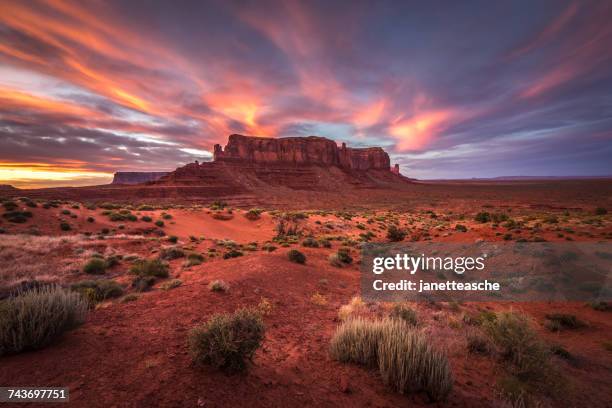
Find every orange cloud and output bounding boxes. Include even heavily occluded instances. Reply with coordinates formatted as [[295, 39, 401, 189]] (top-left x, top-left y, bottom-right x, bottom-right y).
[[389, 109, 458, 151]]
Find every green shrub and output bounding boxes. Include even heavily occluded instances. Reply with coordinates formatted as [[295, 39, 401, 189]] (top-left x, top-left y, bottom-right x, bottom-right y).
[[130, 259, 169, 278], [2, 200, 18, 211], [60, 222, 71, 231], [83, 258, 107, 275], [131, 276, 156, 292], [209, 280, 229, 292], [594, 207, 607, 215], [386, 225, 406, 242], [2, 210, 32, 223], [167, 235, 178, 243], [485, 312, 549, 378], [455, 224, 467, 232], [466, 330, 491, 354], [160, 246, 185, 260], [475, 212, 491, 223], [141, 215, 152, 222], [287, 249, 306, 264], [155, 220, 164, 227], [223, 249, 243, 259], [336, 248, 353, 264], [302, 237, 319, 248], [544, 313, 585, 331], [189, 307, 265, 372], [162, 213, 173, 220], [86, 217, 95, 223], [245, 208, 263, 220], [588, 301, 610, 311], [389, 304, 417, 326], [71, 279, 123, 303], [0, 286, 87, 355], [160, 279, 182, 290], [137, 205, 155, 211]]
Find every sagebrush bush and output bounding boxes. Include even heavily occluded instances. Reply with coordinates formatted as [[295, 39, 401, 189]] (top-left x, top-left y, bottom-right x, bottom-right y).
[[302, 237, 319, 248], [485, 311, 549, 378], [130, 259, 169, 278], [330, 318, 452, 401], [160, 246, 185, 260], [0, 286, 88, 355], [338, 297, 368, 321], [544, 313, 585, 331], [287, 249, 306, 264], [209, 280, 229, 292], [189, 307, 265, 372], [386, 225, 406, 242], [245, 208, 263, 220], [71, 279, 123, 303], [389, 303, 417, 326], [83, 258, 107, 275]]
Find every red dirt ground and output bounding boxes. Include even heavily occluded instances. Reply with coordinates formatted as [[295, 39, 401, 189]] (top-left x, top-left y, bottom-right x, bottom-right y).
[[0, 181, 611, 407]]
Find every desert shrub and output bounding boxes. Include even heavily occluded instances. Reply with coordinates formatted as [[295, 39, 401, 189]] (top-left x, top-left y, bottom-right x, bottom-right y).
[[330, 317, 384, 366], [137, 205, 155, 211], [2, 200, 18, 211], [386, 225, 406, 242], [588, 301, 610, 312], [223, 249, 243, 259], [261, 243, 277, 252], [212, 212, 233, 220], [60, 222, 71, 231], [61, 209, 71, 215], [71, 279, 123, 303], [455, 224, 467, 232], [245, 208, 263, 220], [377, 321, 452, 401], [86, 216, 95, 223], [130, 259, 169, 278], [155, 220, 164, 227], [330, 318, 452, 401], [338, 297, 368, 321], [167, 235, 178, 243], [389, 304, 417, 326], [474, 212, 491, 223], [336, 248, 353, 264], [141, 215, 152, 222], [121, 294, 139, 303], [492, 212, 509, 223], [83, 258, 107, 275], [274, 218, 300, 239], [594, 207, 607, 215], [328, 253, 343, 267], [160, 279, 182, 290], [2, 210, 32, 223], [544, 313, 585, 331], [466, 330, 491, 354], [131, 276, 156, 292], [319, 238, 332, 248], [302, 237, 319, 248], [160, 246, 185, 260], [311, 292, 327, 305], [209, 200, 228, 211], [0, 286, 88, 355], [162, 213, 172, 220], [484, 311, 549, 378], [209, 280, 229, 292], [287, 249, 306, 264], [189, 307, 265, 373], [185, 252, 204, 266]]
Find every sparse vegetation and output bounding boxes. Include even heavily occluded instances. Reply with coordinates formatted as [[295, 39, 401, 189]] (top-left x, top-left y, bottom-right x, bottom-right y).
[[160, 279, 182, 290], [0, 286, 88, 355], [386, 225, 406, 242], [71, 279, 123, 303], [544, 313, 585, 331], [330, 318, 452, 401], [245, 208, 263, 220], [83, 258, 107, 275], [189, 307, 265, 373], [209, 280, 229, 292], [130, 259, 169, 278], [287, 249, 306, 264], [475, 212, 491, 223], [389, 303, 417, 326]]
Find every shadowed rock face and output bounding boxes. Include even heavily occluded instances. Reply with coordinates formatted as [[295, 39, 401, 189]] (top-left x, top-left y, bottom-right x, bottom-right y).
[[214, 134, 391, 170], [112, 172, 169, 185]]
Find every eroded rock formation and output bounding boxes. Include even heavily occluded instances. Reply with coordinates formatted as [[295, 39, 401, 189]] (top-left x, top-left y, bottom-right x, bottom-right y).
[[213, 134, 392, 171]]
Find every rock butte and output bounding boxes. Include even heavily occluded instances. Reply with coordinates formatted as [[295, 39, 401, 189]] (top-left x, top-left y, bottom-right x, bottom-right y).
[[154, 134, 407, 190]]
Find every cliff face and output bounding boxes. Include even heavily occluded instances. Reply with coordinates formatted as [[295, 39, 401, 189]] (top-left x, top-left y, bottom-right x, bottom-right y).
[[112, 172, 169, 185], [213, 134, 391, 171]]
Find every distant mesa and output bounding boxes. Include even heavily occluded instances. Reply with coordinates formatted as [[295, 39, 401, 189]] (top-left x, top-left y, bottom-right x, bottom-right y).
[[152, 134, 406, 190], [112, 172, 169, 185], [213, 134, 393, 171]]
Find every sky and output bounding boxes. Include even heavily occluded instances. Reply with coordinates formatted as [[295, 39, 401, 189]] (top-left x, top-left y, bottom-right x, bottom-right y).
[[0, 0, 611, 188]]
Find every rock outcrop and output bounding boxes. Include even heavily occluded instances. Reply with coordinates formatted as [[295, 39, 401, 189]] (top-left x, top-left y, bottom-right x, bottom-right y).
[[112, 172, 169, 185], [213, 134, 392, 171]]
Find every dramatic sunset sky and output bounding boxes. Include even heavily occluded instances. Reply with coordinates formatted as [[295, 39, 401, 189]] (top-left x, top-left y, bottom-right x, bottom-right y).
[[1, 0, 611, 187]]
